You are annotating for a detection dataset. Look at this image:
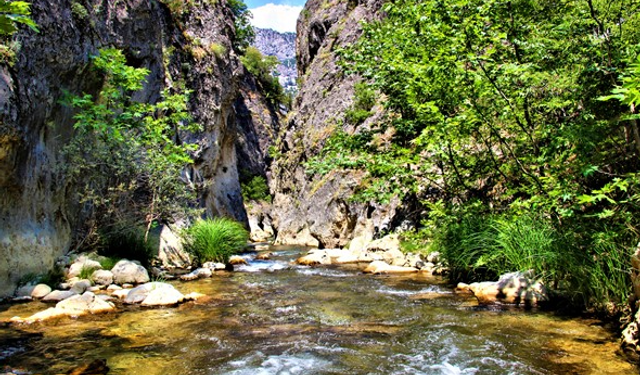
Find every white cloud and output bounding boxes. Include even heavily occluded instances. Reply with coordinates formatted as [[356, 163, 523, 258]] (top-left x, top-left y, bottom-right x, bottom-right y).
[[250, 4, 303, 33]]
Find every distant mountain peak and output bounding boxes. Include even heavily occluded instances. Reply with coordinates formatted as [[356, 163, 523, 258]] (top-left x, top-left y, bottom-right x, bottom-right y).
[[252, 27, 297, 92]]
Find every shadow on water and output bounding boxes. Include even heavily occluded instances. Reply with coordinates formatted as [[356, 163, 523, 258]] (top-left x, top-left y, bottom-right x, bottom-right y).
[[0, 245, 638, 375]]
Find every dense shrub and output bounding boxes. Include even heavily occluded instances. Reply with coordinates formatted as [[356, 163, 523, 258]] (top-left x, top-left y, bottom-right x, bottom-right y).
[[97, 224, 156, 267], [241, 175, 272, 203], [186, 218, 249, 264]]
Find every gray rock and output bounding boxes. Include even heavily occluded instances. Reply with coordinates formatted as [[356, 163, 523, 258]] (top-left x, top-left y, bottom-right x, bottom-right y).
[[111, 259, 150, 285], [91, 270, 114, 286], [123, 282, 176, 305], [15, 284, 36, 297], [149, 224, 192, 268], [180, 268, 212, 281], [42, 290, 77, 302], [70, 279, 92, 294], [203, 262, 226, 270], [55, 292, 115, 315], [141, 286, 185, 306], [31, 284, 52, 299], [107, 284, 122, 291]]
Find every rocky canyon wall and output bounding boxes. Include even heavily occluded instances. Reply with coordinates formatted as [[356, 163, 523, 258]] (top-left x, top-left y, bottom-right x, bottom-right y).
[[0, 0, 278, 297], [269, 0, 397, 249]]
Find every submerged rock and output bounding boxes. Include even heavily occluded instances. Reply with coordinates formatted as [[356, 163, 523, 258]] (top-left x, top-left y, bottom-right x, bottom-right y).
[[255, 252, 273, 260], [12, 292, 115, 323], [111, 259, 150, 285], [457, 271, 548, 306], [296, 251, 331, 266], [42, 290, 77, 303], [363, 261, 419, 274], [180, 268, 213, 281], [228, 256, 248, 265]]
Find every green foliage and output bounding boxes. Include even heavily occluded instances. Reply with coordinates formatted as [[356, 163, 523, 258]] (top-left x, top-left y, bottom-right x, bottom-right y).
[[98, 256, 119, 271], [313, 0, 640, 313], [241, 175, 272, 203], [228, 0, 254, 53], [78, 265, 99, 280], [62, 48, 201, 237], [39, 266, 65, 287], [185, 218, 249, 264], [0, 1, 37, 35], [210, 42, 226, 59], [241, 46, 287, 106], [345, 82, 376, 125]]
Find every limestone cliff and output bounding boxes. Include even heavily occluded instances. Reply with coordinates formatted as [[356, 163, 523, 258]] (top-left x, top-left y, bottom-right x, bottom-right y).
[[269, 0, 397, 248], [0, 0, 275, 298]]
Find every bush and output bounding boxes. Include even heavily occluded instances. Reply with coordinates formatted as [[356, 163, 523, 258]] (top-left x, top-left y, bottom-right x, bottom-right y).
[[433, 210, 632, 313], [241, 175, 271, 203], [98, 224, 155, 267], [186, 218, 249, 264]]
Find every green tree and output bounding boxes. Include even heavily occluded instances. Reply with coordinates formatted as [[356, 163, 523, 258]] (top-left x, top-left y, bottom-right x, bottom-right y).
[[63, 48, 201, 240], [228, 0, 254, 53], [309, 0, 640, 311], [241, 46, 286, 106], [0, 0, 37, 35]]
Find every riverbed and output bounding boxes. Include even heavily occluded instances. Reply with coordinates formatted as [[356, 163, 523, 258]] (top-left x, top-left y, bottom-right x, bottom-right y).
[[0, 247, 636, 374]]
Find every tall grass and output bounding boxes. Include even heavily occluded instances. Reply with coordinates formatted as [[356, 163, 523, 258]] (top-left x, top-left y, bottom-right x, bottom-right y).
[[433, 213, 632, 312], [186, 218, 249, 264]]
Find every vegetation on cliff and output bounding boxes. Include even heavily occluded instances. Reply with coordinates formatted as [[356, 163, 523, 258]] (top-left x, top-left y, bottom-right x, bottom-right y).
[[62, 48, 200, 248], [305, 0, 640, 313]]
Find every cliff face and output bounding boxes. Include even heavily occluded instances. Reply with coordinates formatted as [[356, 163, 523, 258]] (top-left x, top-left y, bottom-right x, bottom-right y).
[[0, 0, 273, 297], [269, 0, 394, 248], [252, 27, 296, 92]]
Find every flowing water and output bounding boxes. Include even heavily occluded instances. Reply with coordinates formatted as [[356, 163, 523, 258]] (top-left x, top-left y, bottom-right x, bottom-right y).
[[0, 247, 637, 374]]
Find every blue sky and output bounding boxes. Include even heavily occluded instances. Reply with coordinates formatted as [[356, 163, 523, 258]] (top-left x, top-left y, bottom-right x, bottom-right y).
[[245, 0, 306, 7], [248, 1, 306, 33]]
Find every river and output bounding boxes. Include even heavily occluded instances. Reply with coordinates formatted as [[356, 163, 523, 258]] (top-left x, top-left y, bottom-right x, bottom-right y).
[[0, 246, 637, 374]]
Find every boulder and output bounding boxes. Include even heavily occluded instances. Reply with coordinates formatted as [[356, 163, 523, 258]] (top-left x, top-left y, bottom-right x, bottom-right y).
[[180, 268, 212, 281], [151, 224, 192, 268], [348, 235, 372, 253], [141, 286, 184, 306], [42, 290, 77, 303], [56, 292, 116, 315], [15, 284, 36, 297], [203, 261, 227, 270], [363, 261, 419, 274], [404, 253, 425, 269], [70, 279, 92, 294], [458, 271, 548, 306], [296, 251, 331, 266], [67, 257, 103, 279], [92, 270, 114, 286], [123, 282, 182, 305], [107, 284, 122, 291], [111, 259, 150, 285], [365, 234, 401, 253], [31, 284, 52, 299], [228, 255, 248, 265]]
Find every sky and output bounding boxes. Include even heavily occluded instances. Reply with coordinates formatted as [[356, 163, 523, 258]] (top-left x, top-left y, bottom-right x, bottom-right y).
[[246, 1, 306, 33]]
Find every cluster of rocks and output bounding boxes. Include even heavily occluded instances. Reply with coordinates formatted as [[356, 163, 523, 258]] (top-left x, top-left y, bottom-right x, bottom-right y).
[[10, 256, 204, 324], [295, 234, 549, 307], [295, 234, 446, 275], [179, 255, 257, 281]]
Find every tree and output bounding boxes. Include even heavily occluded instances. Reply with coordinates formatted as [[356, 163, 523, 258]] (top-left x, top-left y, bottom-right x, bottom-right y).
[[0, 0, 37, 35], [63, 48, 201, 240]]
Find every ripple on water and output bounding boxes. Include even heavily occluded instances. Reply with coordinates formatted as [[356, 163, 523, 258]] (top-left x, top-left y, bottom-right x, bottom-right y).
[[222, 351, 334, 375]]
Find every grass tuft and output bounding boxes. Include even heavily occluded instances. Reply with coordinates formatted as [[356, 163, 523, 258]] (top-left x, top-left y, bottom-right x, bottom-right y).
[[185, 218, 249, 264]]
